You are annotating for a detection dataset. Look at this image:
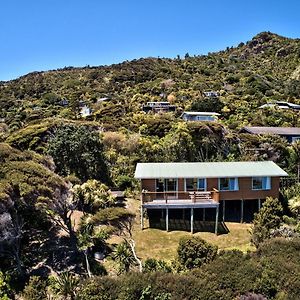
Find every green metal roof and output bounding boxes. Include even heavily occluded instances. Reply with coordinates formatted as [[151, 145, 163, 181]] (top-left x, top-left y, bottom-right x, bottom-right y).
[[134, 161, 288, 179]]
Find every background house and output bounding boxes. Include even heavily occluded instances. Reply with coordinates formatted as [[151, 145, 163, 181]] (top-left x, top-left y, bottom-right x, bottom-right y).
[[181, 111, 220, 122], [142, 102, 176, 113], [203, 91, 220, 98], [240, 126, 300, 143], [135, 161, 287, 233], [259, 101, 300, 111]]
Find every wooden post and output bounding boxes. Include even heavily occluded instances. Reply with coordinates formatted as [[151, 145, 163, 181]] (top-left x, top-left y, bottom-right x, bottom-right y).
[[191, 208, 194, 234], [241, 199, 244, 223], [258, 198, 261, 210], [215, 206, 219, 235], [203, 208, 205, 221], [140, 206, 144, 230], [222, 200, 225, 222], [166, 208, 169, 232]]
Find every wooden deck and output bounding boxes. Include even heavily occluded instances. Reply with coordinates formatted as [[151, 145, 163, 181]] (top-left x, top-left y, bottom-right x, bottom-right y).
[[141, 190, 219, 209], [140, 190, 220, 234], [143, 198, 219, 209]]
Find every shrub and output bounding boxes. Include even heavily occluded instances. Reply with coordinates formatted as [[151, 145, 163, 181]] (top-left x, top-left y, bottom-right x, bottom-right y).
[[115, 175, 134, 190], [22, 276, 47, 300], [143, 258, 172, 273], [251, 197, 283, 247], [76, 276, 118, 300], [177, 237, 218, 269], [0, 271, 11, 300]]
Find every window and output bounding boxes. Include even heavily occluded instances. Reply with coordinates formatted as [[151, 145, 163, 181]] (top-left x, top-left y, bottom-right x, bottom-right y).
[[185, 178, 206, 191], [197, 178, 206, 191], [292, 137, 300, 143], [219, 178, 239, 191], [252, 177, 271, 190], [165, 178, 177, 192], [185, 178, 196, 191], [196, 115, 214, 121], [156, 179, 177, 192]]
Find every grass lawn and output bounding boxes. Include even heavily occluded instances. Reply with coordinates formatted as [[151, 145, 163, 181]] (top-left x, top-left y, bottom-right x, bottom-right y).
[[126, 197, 255, 262]]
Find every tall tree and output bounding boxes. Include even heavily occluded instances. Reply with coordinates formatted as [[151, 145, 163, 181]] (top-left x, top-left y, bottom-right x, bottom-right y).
[[48, 125, 109, 182]]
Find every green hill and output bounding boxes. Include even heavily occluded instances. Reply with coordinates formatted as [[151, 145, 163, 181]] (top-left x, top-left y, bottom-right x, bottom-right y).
[[1, 31, 300, 132]]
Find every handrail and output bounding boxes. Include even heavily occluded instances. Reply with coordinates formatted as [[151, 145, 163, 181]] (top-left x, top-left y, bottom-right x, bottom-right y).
[[141, 190, 219, 203]]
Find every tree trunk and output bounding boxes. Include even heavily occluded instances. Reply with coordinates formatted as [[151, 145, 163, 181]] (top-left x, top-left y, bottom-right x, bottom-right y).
[[64, 213, 78, 253], [84, 250, 92, 278], [128, 239, 142, 273]]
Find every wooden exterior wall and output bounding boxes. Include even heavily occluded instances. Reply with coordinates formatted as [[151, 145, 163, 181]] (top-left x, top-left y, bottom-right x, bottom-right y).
[[141, 177, 281, 201]]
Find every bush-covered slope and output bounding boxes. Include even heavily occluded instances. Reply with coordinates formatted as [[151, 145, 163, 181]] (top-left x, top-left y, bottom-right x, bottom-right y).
[[1, 31, 300, 132]]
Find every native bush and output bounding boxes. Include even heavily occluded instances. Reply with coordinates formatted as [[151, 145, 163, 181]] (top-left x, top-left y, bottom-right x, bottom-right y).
[[22, 276, 47, 300], [251, 197, 283, 247], [48, 125, 109, 182], [177, 236, 218, 269]]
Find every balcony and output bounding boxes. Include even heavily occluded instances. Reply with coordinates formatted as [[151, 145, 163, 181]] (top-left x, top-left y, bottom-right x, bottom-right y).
[[141, 189, 219, 209], [140, 189, 220, 234]]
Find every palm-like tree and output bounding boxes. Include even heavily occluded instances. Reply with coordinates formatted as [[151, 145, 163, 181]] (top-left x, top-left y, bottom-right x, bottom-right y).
[[112, 241, 136, 274], [51, 272, 79, 300]]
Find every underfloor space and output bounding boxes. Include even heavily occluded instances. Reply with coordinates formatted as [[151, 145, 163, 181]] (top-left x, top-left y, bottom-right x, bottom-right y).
[[146, 199, 263, 232]]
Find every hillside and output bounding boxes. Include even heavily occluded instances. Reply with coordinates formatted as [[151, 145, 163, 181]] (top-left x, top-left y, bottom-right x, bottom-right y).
[[1, 31, 300, 133], [1, 31, 300, 299]]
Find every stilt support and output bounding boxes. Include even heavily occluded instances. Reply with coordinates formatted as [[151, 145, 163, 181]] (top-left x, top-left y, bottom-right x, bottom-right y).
[[241, 199, 244, 223], [258, 198, 261, 210], [203, 208, 206, 221], [191, 208, 194, 234], [222, 200, 225, 222], [166, 208, 169, 232], [215, 206, 219, 235], [140, 206, 144, 230]]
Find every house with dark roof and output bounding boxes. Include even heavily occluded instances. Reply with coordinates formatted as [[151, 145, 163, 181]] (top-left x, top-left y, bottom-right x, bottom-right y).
[[135, 161, 287, 234], [240, 126, 300, 143], [259, 101, 300, 111]]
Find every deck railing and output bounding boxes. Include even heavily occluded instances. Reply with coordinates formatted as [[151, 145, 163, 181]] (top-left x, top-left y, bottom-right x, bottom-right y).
[[141, 189, 219, 204]]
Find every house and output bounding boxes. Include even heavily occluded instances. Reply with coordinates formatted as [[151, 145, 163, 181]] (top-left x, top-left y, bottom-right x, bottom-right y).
[[97, 97, 111, 103], [259, 101, 300, 111], [134, 161, 287, 234], [240, 126, 300, 143], [181, 111, 220, 122], [59, 99, 69, 107], [203, 91, 220, 98], [142, 102, 176, 113], [80, 105, 92, 117]]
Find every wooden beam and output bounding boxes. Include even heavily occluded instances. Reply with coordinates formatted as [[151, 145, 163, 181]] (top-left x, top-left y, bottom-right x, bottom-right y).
[[191, 208, 194, 234], [215, 206, 219, 235], [241, 199, 244, 223], [222, 200, 225, 222], [258, 198, 261, 210], [166, 208, 169, 232]]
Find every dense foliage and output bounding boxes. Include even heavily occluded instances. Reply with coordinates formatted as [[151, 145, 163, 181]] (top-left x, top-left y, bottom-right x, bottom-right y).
[[251, 197, 283, 247], [75, 238, 300, 300], [48, 124, 108, 182], [1, 31, 300, 298], [177, 236, 218, 269]]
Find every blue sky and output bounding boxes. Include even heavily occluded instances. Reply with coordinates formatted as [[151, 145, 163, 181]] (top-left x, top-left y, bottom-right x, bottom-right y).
[[1, 0, 300, 81]]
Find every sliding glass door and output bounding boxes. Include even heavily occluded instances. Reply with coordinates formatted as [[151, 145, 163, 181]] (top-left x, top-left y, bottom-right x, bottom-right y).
[[156, 178, 178, 199]]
